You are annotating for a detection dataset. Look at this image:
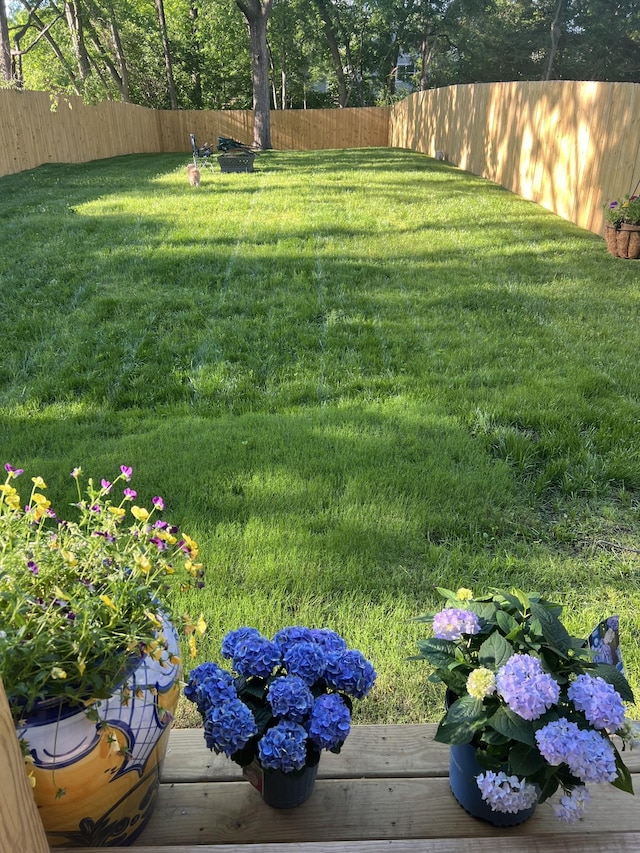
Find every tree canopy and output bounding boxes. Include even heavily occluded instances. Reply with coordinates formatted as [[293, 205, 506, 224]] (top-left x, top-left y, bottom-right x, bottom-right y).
[[2, 0, 639, 111]]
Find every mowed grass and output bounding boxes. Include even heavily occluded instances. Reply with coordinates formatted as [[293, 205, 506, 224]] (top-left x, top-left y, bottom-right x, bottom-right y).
[[1, 148, 639, 725]]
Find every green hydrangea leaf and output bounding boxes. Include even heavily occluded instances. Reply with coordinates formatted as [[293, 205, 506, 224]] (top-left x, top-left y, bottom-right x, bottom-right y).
[[495, 609, 520, 636], [478, 631, 513, 669], [508, 742, 546, 776], [487, 705, 536, 746], [415, 637, 459, 668], [434, 694, 488, 745], [529, 600, 572, 655], [612, 744, 634, 794], [592, 663, 635, 703]]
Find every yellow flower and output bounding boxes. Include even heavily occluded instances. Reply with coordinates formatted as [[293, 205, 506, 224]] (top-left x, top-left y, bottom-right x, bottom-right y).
[[131, 505, 150, 522], [188, 634, 197, 658], [0, 483, 17, 496], [181, 533, 199, 556], [31, 476, 47, 489], [6, 493, 20, 510], [135, 552, 151, 573], [466, 667, 497, 699], [100, 594, 117, 612], [456, 587, 473, 601], [185, 559, 203, 577], [61, 549, 77, 566], [77, 659, 86, 675], [108, 506, 126, 520], [51, 666, 67, 680], [144, 610, 163, 629]]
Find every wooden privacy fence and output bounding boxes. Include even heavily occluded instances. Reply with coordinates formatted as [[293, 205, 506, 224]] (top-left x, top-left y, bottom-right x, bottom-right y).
[[389, 80, 640, 236], [1, 82, 639, 235]]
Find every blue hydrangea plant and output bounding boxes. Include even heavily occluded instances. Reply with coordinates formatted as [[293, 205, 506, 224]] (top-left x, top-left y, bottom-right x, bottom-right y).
[[185, 626, 376, 774], [415, 587, 638, 823]]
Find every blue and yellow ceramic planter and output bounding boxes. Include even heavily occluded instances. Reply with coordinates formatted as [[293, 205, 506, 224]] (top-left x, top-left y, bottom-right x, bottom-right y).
[[16, 624, 180, 848]]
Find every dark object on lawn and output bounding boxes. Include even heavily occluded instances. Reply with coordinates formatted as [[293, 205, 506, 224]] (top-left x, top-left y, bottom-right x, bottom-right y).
[[217, 136, 254, 154], [189, 133, 214, 168], [218, 151, 255, 173]]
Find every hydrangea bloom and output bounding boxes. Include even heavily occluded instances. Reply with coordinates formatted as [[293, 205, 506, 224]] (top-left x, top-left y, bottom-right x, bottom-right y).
[[432, 608, 481, 640], [283, 641, 327, 685], [273, 626, 316, 654], [476, 771, 538, 814], [184, 662, 237, 714], [324, 649, 377, 699], [496, 654, 559, 720], [204, 697, 258, 756], [258, 720, 309, 772], [232, 634, 282, 678], [306, 692, 351, 751], [552, 786, 590, 823], [535, 719, 618, 784], [568, 674, 625, 731], [309, 628, 348, 655], [267, 676, 315, 723], [466, 667, 497, 700], [221, 627, 262, 660]]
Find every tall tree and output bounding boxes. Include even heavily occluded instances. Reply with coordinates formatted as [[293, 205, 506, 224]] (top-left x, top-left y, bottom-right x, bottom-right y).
[[234, 0, 273, 148], [0, 2, 11, 81], [155, 0, 178, 108]]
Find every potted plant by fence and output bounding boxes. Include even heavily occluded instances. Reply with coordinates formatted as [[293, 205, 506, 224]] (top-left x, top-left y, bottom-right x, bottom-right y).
[[604, 193, 640, 259], [0, 463, 205, 847], [415, 587, 638, 826], [185, 626, 377, 808]]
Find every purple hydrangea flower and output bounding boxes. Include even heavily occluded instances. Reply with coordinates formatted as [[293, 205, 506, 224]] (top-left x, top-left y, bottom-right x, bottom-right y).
[[283, 641, 327, 686], [552, 787, 590, 823], [535, 719, 618, 783], [258, 720, 309, 772], [432, 608, 481, 640], [267, 676, 315, 722], [203, 697, 257, 757], [233, 634, 282, 678], [324, 649, 377, 699], [306, 692, 351, 751], [568, 674, 625, 731], [476, 770, 538, 814], [496, 654, 559, 720]]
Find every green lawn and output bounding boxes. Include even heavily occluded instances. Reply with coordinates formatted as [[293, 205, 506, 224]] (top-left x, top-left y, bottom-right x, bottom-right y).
[[1, 147, 639, 725]]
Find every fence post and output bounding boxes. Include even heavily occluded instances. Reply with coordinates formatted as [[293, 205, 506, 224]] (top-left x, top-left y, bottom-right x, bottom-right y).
[[0, 677, 49, 852]]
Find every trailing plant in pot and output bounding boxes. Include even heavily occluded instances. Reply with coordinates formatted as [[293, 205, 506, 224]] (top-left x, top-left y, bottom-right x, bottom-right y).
[[185, 626, 377, 808], [604, 192, 640, 258], [0, 463, 205, 846], [415, 587, 638, 825]]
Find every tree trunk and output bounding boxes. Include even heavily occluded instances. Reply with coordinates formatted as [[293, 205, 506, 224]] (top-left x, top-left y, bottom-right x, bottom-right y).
[[0, 1, 11, 82], [189, 2, 203, 110], [314, 0, 348, 107], [155, 0, 178, 109], [235, 0, 273, 149], [64, 1, 91, 81], [544, 0, 564, 80]]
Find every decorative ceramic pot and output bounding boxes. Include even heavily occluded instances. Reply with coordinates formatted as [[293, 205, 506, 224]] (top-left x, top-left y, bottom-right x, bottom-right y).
[[243, 756, 319, 808], [15, 622, 180, 848], [449, 742, 536, 827]]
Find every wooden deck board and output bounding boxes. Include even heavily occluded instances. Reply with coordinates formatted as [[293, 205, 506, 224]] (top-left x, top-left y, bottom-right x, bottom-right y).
[[59, 725, 640, 852]]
